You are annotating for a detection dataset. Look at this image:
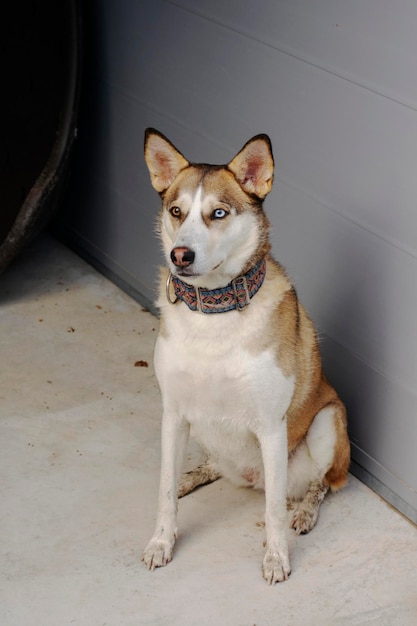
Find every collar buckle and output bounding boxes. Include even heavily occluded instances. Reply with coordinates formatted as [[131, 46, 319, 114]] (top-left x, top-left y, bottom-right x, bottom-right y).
[[232, 275, 251, 310], [195, 286, 203, 312]]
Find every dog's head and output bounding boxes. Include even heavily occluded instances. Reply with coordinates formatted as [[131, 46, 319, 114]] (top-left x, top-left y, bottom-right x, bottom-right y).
[[144, 129, 274, 288]]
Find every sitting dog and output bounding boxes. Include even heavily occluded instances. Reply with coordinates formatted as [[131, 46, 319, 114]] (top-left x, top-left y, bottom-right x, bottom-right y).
[[142, 129, 350, 584]]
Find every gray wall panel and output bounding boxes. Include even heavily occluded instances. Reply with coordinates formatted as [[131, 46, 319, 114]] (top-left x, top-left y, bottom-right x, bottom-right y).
[[60, 0, 417, 521], [274, 180, 417, 394], [322, 337, 417, 516], [175, 0, 417, 107]]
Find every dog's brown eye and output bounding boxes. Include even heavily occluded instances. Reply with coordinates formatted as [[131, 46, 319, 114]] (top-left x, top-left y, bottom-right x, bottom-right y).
[[169, 206, 181, 218]]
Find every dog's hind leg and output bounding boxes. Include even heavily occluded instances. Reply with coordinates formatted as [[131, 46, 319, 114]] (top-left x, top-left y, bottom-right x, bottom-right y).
[[178, 458, 221, 498], [288, 402, 349, 535], [289, 479, 329, 534]]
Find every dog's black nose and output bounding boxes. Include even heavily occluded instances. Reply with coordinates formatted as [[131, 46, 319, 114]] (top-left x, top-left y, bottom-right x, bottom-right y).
[[170, 247, 195, 267]]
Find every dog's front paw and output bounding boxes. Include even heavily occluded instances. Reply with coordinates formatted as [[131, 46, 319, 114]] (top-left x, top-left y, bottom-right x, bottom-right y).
[[142, 537, 175, 570], [262, 547, 291, 584]]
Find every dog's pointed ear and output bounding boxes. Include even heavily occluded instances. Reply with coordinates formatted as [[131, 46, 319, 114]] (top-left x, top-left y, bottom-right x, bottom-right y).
[[144, 128, 189, 193], [227, 134, 274, 199]]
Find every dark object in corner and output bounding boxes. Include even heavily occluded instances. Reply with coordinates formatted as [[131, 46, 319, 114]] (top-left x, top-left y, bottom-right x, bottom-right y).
[[0, 1, 82, 273]]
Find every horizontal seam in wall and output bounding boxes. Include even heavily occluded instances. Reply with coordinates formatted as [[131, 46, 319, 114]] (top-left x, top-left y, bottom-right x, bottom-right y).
[[322, 331, 417, 402], [168, 0, 417, 113], [277, 173, 417, 263]]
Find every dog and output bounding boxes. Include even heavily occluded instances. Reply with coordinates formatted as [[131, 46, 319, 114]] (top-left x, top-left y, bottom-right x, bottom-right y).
[[141, 129, 350, 584]]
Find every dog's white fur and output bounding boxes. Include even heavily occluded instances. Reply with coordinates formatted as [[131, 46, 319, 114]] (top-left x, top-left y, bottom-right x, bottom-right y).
[[142, 130, 350, 584]]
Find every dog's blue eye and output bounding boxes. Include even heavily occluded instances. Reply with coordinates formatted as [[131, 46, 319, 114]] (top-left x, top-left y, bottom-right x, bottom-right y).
[[212, 208, 227, 219]]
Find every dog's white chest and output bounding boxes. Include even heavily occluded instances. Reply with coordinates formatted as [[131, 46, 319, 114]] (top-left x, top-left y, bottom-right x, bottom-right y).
[[154, 306, 294, 483]]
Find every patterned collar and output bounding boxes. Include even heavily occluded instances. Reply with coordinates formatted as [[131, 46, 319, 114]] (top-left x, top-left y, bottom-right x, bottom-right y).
[[166, 257, 266, 314]]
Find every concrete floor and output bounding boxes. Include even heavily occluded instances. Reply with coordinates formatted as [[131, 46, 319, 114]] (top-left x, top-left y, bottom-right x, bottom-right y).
[[1, 234, 417, 626]]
